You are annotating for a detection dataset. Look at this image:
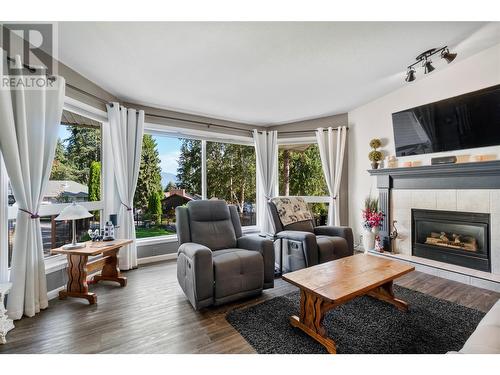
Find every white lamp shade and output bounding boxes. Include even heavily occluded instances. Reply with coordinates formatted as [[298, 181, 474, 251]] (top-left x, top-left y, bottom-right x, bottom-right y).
[[55, 202, 93, 221]]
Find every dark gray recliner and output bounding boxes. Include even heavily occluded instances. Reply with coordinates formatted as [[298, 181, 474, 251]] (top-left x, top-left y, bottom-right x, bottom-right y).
[[176, 200, 274, 310], [268, 200, 354, 268]]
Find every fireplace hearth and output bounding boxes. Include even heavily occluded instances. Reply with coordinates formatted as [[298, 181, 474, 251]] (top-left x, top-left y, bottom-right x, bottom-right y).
[[412, 209, 491, 272]]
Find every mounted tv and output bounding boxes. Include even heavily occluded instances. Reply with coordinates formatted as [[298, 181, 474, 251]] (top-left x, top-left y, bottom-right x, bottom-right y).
[[392, 84, 500, 157]]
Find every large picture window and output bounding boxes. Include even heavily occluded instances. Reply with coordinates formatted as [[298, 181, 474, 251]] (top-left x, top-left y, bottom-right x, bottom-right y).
[[134, 135, 202, 239], [134, 134, 257, 239], [278, 143, 329, 225], [207, 141, 256, 226]]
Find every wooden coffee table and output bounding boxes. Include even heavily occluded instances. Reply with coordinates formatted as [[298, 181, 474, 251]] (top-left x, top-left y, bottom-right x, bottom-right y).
[[282, 254, 415, 354]]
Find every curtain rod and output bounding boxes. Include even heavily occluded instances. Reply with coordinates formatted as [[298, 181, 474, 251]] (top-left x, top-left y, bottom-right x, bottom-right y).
[[67, 84, 348, 134], [67, 83, 252, 132]]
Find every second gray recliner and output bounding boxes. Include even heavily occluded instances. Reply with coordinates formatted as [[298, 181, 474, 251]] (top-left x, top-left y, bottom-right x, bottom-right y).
[[176, 200, 274, 310], [268, 199, 354, 268]]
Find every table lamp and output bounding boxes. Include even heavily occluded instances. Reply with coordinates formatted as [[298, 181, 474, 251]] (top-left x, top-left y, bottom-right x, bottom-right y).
[[55, 202, 93, 250]]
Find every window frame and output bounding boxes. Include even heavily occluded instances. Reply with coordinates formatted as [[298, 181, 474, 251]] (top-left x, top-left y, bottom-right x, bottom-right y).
[[1, 97, 108, 274], [276, 136, 331, 207]]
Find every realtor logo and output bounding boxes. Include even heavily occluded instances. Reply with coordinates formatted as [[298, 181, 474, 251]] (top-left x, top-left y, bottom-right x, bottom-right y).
[[1, 22, 57, 89]]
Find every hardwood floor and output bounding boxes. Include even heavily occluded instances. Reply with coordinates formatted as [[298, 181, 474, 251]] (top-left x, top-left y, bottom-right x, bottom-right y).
[[1, 260, 499, 354]]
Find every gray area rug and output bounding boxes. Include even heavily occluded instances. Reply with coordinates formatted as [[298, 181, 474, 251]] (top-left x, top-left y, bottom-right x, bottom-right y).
[[226, 285, 484, 354]]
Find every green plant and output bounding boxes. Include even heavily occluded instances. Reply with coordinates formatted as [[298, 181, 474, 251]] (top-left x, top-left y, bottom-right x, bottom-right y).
[[88, 161, 101, 201], [364, 197, 379, 212], [147, 191, 163, 225], [369, 138, 381, 149], [368, 150, 383, 162]]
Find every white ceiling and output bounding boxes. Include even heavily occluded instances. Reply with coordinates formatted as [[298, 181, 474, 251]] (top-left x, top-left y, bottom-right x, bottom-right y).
[[57, 22, 499, 125]]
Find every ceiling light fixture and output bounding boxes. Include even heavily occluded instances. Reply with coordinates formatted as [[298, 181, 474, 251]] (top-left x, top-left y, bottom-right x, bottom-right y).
[[423, 59, 435, 74], [405, 68, 416, 82], [404, 46, 457, 83]]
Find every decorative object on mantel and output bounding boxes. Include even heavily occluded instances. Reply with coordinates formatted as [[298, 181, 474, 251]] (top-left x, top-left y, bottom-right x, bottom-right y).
[[386, 155, 398, 168], [361, 197, 384, 252], [404, 46, 457, 82], [368, 139, 383, 169], [0, 283, 14, 344], [431, 155, 457, 165], [472, 154, 496, 162], [401, 161, 413, 168]]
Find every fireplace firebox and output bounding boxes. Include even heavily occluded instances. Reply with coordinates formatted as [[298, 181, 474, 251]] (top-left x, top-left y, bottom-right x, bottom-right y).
[[411, 209, 491, 272]]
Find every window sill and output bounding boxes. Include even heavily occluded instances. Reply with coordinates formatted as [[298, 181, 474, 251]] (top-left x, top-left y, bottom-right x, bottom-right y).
[[44, 254, 68, 274], [242, 225, 260, 234], [136, 235, 178, 246], [135, 226, 260, 246]]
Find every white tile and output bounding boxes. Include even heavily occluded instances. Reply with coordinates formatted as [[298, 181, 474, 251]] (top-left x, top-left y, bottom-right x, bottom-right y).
[[392, 208, 411, 229], [414, 264, 439, 276], [489, 190, 500, 214], [469, 277, 500, 292], [411, 190, 437, 210], [491, 238, 500, 274], [392, 190, 412, 210], [436, 269, 470, 285], [491, 214, 500, 241], [457, 190, 490, 213], [394, 238, 411, 255], [436, 190, 457, 211]]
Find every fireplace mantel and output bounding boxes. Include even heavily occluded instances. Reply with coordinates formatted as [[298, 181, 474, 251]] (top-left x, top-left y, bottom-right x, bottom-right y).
[[368, 160, 500, 190], [367, 160, 500, 251]]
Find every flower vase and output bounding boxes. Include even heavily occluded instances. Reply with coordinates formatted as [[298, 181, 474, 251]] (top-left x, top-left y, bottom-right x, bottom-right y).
[[362, 229, 375, 253]]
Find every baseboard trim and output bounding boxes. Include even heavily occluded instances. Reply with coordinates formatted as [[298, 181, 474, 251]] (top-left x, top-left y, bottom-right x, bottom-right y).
[[47, 286, 66, 301], [137, 253, 177, 265]]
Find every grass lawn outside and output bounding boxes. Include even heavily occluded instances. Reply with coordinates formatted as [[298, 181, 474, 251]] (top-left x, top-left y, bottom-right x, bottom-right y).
[[135, 226, 176, 239]]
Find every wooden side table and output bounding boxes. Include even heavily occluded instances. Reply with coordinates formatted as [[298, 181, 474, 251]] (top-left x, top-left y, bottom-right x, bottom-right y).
[[0, 283, 14, 344], [51, 239, 132, 305]]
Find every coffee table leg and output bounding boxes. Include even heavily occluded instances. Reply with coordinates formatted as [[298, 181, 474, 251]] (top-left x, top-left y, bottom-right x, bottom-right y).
[[290, 289, 337, 354], [368, 280, 408, 311]]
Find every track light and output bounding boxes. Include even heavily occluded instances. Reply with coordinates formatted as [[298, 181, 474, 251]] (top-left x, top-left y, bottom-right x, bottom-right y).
[[423, 59, 435, 74], [404, 46, 457, 82], [441, 48, 457, 63], [405, 68, 416, 82]]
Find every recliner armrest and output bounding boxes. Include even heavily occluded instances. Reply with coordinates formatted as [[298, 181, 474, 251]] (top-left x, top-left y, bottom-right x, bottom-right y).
[[237, 235, 275, 288], [178, 242, 212, 259], [177, 242, 214, 310], [314, 226, 354, 254], [276, 231, 318, 267], [237, 235, 271, 253], [276, 230, 316, 242]]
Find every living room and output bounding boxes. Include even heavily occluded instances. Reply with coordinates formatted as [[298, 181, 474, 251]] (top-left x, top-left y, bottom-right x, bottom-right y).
[[1, 1, 500, 373]]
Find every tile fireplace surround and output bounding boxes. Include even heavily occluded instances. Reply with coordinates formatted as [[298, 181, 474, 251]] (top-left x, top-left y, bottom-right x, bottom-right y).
[[368, 161, 500, 292]]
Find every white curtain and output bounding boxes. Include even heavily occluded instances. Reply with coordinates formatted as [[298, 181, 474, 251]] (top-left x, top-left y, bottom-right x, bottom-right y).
[[253, 130, 278, 234], [0, 154, 9, 284], [106, 103, 144, 270], [0, 54, 65, 319], [315, 126, 347, 226]]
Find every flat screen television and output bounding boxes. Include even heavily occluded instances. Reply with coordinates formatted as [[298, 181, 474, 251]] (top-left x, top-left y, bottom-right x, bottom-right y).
[[392, 84, 500, 157]]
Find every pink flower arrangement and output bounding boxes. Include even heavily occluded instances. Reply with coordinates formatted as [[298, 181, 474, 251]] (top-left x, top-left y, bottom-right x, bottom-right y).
[[361, 197, 384, 230]]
